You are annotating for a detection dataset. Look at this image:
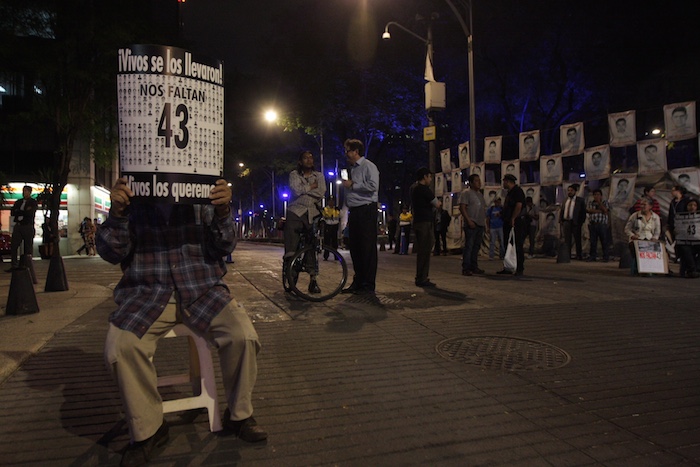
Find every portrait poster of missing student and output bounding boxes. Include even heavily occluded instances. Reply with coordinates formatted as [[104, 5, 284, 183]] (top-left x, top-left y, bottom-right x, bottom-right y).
[[117, 44, 224, 204]]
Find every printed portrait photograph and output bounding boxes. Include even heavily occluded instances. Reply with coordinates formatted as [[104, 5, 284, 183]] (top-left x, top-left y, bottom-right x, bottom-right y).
[[584, 145, 611, 180], [451, 169, 463, 193], [608, 110, 636, 147], [519, 131, 540, 161], [484, 136, 502, 164], [671, 167, 700, 196], [664, 101, 696, 142], [523, 184, 540, 206], [560, 122, 585, 155], [609, 175, 636, 207], [458, 142, 470, 169], [501, 160, 520, 184], [470, 163, 485, 178], [636, 139, 667, 175], [440, 148, 452, 173], [540, 155, 563, 186], [434, 172, 446, 196]]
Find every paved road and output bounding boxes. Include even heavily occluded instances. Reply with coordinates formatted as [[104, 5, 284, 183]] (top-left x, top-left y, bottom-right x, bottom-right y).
[[1, 244, 699, 465]]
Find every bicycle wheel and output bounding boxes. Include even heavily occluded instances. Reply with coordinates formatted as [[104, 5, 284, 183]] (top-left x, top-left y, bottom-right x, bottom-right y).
[[287, 246, 347, 302], [282, 259, 295, 293]]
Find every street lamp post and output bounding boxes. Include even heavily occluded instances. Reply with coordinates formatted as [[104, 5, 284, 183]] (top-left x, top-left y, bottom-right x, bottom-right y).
[[382, 19, 438, 176], [443, 0, 476, 152], [384, 2, 476, 166]]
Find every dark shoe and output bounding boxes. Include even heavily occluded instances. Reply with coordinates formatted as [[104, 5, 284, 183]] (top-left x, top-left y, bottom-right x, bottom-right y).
[[352, 286, 376, 295], [687, 271, 700, 279], [514, 271, 524, 277], [496, 269, 513, 275], [308, 280, 321, 294], [462, 270, 473, 276], [222, 409, 267, 442], [415, 280, 436, 287], [341, 283, 359, 294], [473, 268, 485, 274], [120, 422, 169, 467], [586, 257, 596, 262]]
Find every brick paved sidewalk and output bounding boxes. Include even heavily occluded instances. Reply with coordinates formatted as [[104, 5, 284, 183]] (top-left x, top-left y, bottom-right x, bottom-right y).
[[1, 247, 699, 465]]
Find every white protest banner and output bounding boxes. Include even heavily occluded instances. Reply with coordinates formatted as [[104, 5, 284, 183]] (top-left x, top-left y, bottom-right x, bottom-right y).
[[117, 44, 224, 203], [634, 240, 668, 274], [674, 212, 700, 245]]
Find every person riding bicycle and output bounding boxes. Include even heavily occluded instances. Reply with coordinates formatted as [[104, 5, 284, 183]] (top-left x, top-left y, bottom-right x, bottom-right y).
[[283, 150, 327, 293]]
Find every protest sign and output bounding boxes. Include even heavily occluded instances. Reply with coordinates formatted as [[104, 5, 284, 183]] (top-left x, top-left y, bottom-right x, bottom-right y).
[[117, 44, 224, 203]]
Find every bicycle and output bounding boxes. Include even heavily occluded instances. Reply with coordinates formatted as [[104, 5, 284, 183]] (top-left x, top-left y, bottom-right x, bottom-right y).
[[282, 217, 348, 302]]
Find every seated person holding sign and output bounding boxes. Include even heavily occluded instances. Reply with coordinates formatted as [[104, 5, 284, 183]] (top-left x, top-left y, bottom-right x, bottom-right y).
[[624, 198, 661, 276]]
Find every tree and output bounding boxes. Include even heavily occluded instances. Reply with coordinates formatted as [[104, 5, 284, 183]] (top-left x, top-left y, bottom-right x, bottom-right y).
[[0, 0, 151, 253]]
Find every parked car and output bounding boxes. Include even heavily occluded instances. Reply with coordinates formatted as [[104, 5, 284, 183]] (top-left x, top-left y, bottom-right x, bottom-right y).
[[0, 232, 11, 256]]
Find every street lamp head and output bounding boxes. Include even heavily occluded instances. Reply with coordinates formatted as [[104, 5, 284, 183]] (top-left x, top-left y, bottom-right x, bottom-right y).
[[382, 30, 391, 40], [264, 109, 278, 123]]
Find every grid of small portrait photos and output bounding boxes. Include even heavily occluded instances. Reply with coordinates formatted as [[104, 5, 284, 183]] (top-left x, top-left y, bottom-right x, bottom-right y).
[[117, 71, 224, 177]]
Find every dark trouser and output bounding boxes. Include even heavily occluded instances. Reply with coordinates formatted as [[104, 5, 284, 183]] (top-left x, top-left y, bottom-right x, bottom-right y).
[[434, 229, 447, 254], [562, 220, 583, 259], [413, 221, 434, 283], [504, 219, 526, 273], [348, 203, 378, 290], [387, 230, 396, 250], [678, 244, 700, 276], [461, 224, 485, 272], [283, 211, 309, 258], [527, 224, 537, 255], [588, 222, 610, 261], [10, 224, 35, 267], [323, 223, 339, 259], [399, 225, 411, 254]]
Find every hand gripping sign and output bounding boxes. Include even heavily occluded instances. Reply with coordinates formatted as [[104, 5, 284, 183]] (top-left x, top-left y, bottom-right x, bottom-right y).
[[117, 44, 224, 204]]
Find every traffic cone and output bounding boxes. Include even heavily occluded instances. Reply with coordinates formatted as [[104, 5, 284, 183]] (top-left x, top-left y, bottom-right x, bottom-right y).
[[19, 254, 37, 285], [6, 267, 39, 315], [556, 241, 571, 263], [45, 251, 69, 292]]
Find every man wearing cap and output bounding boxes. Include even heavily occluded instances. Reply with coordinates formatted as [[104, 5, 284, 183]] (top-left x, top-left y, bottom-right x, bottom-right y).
[[498, 174, 527, 276], [411, 167, 439, 287], [6, 185, 38, 272], [560, 184, 587, 260]]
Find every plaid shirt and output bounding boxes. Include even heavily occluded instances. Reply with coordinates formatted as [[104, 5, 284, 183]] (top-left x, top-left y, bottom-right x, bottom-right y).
[[96, 204, 236, 338], [587, 199, 610, 224]]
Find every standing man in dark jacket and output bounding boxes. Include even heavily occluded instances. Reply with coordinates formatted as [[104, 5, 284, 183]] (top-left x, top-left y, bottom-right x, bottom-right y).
[[559, 183, 587, 260], [434, 202, 451, 256], [411, 167, 439, 287], [6, 185, 38, 271], [497, 174, 527, 276]]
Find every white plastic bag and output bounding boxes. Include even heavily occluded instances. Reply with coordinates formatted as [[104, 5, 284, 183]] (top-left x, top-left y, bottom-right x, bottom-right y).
[[503, 229, 517, 271]]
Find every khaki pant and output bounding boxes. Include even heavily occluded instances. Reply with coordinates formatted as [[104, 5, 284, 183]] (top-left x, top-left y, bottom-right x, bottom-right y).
[[105, 298, 260, 442]]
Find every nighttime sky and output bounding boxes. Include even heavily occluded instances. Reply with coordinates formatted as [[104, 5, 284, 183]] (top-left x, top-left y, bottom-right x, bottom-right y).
[[180, 0, 700, 85], [176, 0, 700, 146]]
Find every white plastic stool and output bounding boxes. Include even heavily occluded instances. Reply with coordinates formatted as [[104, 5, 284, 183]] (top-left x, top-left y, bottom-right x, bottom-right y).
[[157, 324, 222, 432]]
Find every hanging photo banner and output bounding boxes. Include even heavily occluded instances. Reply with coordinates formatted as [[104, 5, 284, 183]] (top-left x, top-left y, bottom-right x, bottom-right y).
[[519, 130, 540, 161], [440, 148, 452, 174], [608, 110, 636, 147], [117, 44, 224, 204], [458, 142, 471, 169]]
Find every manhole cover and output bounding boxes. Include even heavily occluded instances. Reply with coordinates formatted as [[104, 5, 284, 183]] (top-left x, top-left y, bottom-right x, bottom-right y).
[[436, 336, 571, 371]]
